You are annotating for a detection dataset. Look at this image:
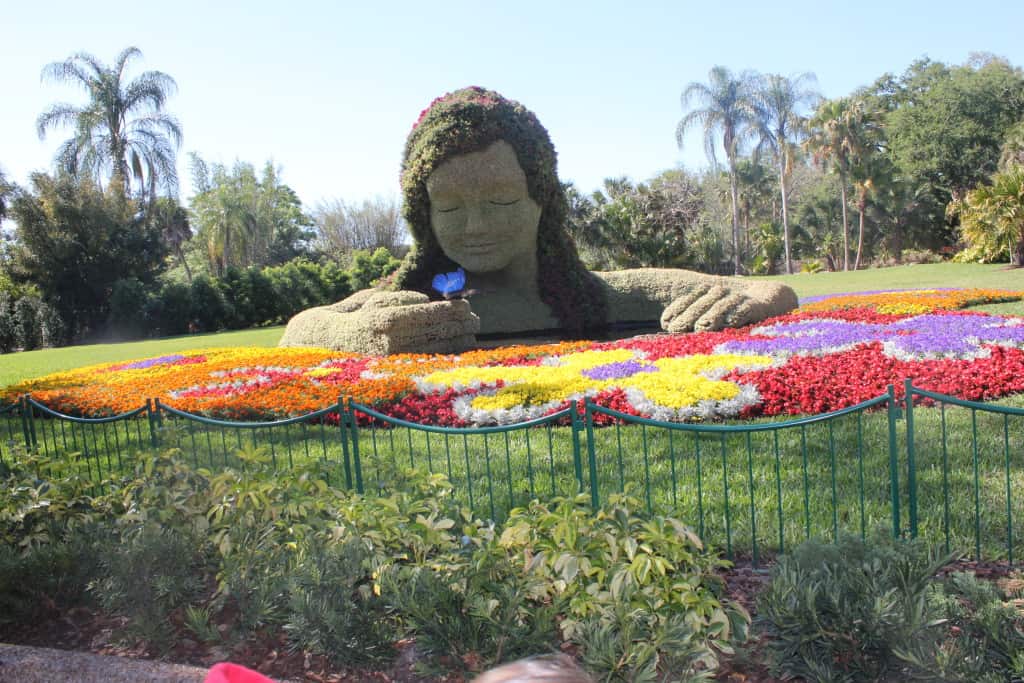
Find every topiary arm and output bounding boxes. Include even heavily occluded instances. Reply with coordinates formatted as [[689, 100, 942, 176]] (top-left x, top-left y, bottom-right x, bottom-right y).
[[279, 289, 480, 355], [595, 269, 798, 333]]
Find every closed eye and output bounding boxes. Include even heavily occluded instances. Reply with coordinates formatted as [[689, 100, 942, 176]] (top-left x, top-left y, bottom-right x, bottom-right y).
[[436, 206, 461, 213], [489, 199, 520, 206]]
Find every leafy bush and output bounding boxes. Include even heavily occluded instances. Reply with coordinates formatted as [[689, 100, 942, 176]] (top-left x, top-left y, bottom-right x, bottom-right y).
[[755, 533, 1024, 682], [145, 281, 193, 336], [1, 451, 746, 679], [284, 538, 394, 665], [0, 530, 101, 624], [108, 278, 150, 338], [757, 533, 951, 681], [382, 548, 558, 671], [218, 268, 257, 329], [915, 571, 1024, 682], [348, 247, 401, 291], [0, 292, 18, 352], [38, 300, 67, 347], [498, 495, 745, 680], [189, 275, 228, 332], [14, 295, 43, 350], [800, 259, 824, 273], [90, 522, 208, 649]]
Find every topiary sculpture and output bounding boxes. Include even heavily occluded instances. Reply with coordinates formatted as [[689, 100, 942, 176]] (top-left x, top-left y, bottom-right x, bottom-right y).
[[280, 87, 797, 354]]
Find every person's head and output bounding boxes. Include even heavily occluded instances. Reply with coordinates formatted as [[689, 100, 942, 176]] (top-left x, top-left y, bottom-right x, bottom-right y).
[[393, 87, 606, 334], [473, 654, 594, 683]]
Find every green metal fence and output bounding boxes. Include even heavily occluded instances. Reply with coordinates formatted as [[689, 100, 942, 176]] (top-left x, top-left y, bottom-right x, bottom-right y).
[[3, 381, 1024, 564], [347, 400, 584, 522], [904, 379, 1024, 563], [582, 389, 900, 564]]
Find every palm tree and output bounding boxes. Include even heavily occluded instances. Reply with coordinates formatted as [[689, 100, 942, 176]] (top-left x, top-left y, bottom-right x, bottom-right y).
[[755, 73, 820, 274], [959, 167, 1024, 265], [150, 197, 193, 282], [804, 98, 877, 270], [677, 66, 761, 274], [36, 46, 182, 202], [0, 168, 11, 221], [850, 155, 891, 270], [999, 120, 1024, 171]]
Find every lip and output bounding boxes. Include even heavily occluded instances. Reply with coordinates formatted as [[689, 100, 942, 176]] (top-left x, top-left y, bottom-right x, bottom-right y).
[[462, 242, 496, 252]]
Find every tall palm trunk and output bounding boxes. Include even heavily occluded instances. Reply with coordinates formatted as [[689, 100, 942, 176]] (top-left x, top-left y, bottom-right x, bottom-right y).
[[176, 244, 193, 283], [778, 158, 792, 274], [839, 171, 850, 271], [728, 166, 742, 275], [855, 199, 866, 270]]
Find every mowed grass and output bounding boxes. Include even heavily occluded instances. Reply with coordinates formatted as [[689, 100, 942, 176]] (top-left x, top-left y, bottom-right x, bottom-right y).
[[0, 326, 284, 389], [0, 262, 1022, 389], [752, 261, 1024, 299]]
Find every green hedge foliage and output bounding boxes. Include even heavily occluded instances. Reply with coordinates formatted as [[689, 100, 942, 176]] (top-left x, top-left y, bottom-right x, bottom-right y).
[[0, 449, 745, 679]]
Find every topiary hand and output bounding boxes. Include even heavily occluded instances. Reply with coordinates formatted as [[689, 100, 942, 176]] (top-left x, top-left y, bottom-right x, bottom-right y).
[[660, 278, 798, 334], [279, 289, 480, 355]]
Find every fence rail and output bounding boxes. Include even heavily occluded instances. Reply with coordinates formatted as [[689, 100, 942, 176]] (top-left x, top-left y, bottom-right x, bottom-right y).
[[2, 381, 1023, 565]]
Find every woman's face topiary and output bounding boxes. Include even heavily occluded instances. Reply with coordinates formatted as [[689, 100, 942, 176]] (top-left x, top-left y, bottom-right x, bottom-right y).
[[426, 140, 542, 274]]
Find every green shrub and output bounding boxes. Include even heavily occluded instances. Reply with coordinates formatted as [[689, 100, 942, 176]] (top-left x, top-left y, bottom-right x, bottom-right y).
[[14, 295, 43, 350], [348, 247, 401, 291], [1, 452, 747, 678], [90, 522, 209, 649], [758, 533, 1024, 682], [915, 571, 1024, 682], [0, 529, 102, 624], [146, 281, 193, 336], [800, 260, 824, 273], [756, 533, 952, 682], [38, 300, 67, 347], [0, 292, 18, 352], [108, 278, 150, 339], [189, 275, 228, 332], [498, 495, 745, 680], [245, 267, 280, 325], [218, 267, 255, 330], [382, 549, 558, 672], [284, 537, 394, 665]]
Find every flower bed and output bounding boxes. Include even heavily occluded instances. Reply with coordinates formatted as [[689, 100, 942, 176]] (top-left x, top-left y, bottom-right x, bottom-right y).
[[4, 288, 1023, 425]]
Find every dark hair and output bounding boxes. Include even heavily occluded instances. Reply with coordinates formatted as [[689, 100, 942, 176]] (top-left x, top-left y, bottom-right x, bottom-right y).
[[392, 87, 607, 335]]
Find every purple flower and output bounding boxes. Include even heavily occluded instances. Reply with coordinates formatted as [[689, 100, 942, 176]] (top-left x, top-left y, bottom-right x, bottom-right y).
[[716, 313, 1024, 360], [582, 360, 658, 381], [108, 354, 206, 372]]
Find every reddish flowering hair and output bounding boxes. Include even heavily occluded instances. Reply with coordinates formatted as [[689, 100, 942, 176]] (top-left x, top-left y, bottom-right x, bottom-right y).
[[392, 87, 607, 335]]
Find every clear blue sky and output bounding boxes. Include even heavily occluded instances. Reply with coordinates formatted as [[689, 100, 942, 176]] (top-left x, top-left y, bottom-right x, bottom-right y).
[[3, 0, 1023, 210]]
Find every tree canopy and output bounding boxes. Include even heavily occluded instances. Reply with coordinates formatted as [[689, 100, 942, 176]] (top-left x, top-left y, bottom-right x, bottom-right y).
[[36, 46, 182, 202]]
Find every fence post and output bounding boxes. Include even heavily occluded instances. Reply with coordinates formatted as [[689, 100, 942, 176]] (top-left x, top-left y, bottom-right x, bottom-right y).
[[19, 395, 34, 452], [570, 401, 584, 493], [146, 399, 160, 449], [336, 397, 354, 491], [903, 379, 918, 538], [886, 384, 902, 538], [583, 399, 600, 510], [344, 397, 364, 493]]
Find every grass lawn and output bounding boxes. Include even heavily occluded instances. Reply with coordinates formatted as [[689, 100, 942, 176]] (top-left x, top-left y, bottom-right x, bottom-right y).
[[0, 326, 284, 389], [752, 261, 1024, 299]]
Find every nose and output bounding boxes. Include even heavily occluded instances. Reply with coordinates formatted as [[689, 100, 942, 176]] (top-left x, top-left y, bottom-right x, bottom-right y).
[[464, 203, 487, 236]]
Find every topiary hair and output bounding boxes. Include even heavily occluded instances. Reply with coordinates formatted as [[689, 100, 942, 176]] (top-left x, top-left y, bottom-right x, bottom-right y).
[[392, 86, 607, 335]]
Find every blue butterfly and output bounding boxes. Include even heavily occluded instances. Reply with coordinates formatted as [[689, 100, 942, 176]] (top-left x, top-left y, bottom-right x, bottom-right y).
[[432, 268, 467, 298]]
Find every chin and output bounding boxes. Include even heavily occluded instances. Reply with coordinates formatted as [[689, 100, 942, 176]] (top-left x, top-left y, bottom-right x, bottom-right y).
[[450, 253, 508, 274]]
